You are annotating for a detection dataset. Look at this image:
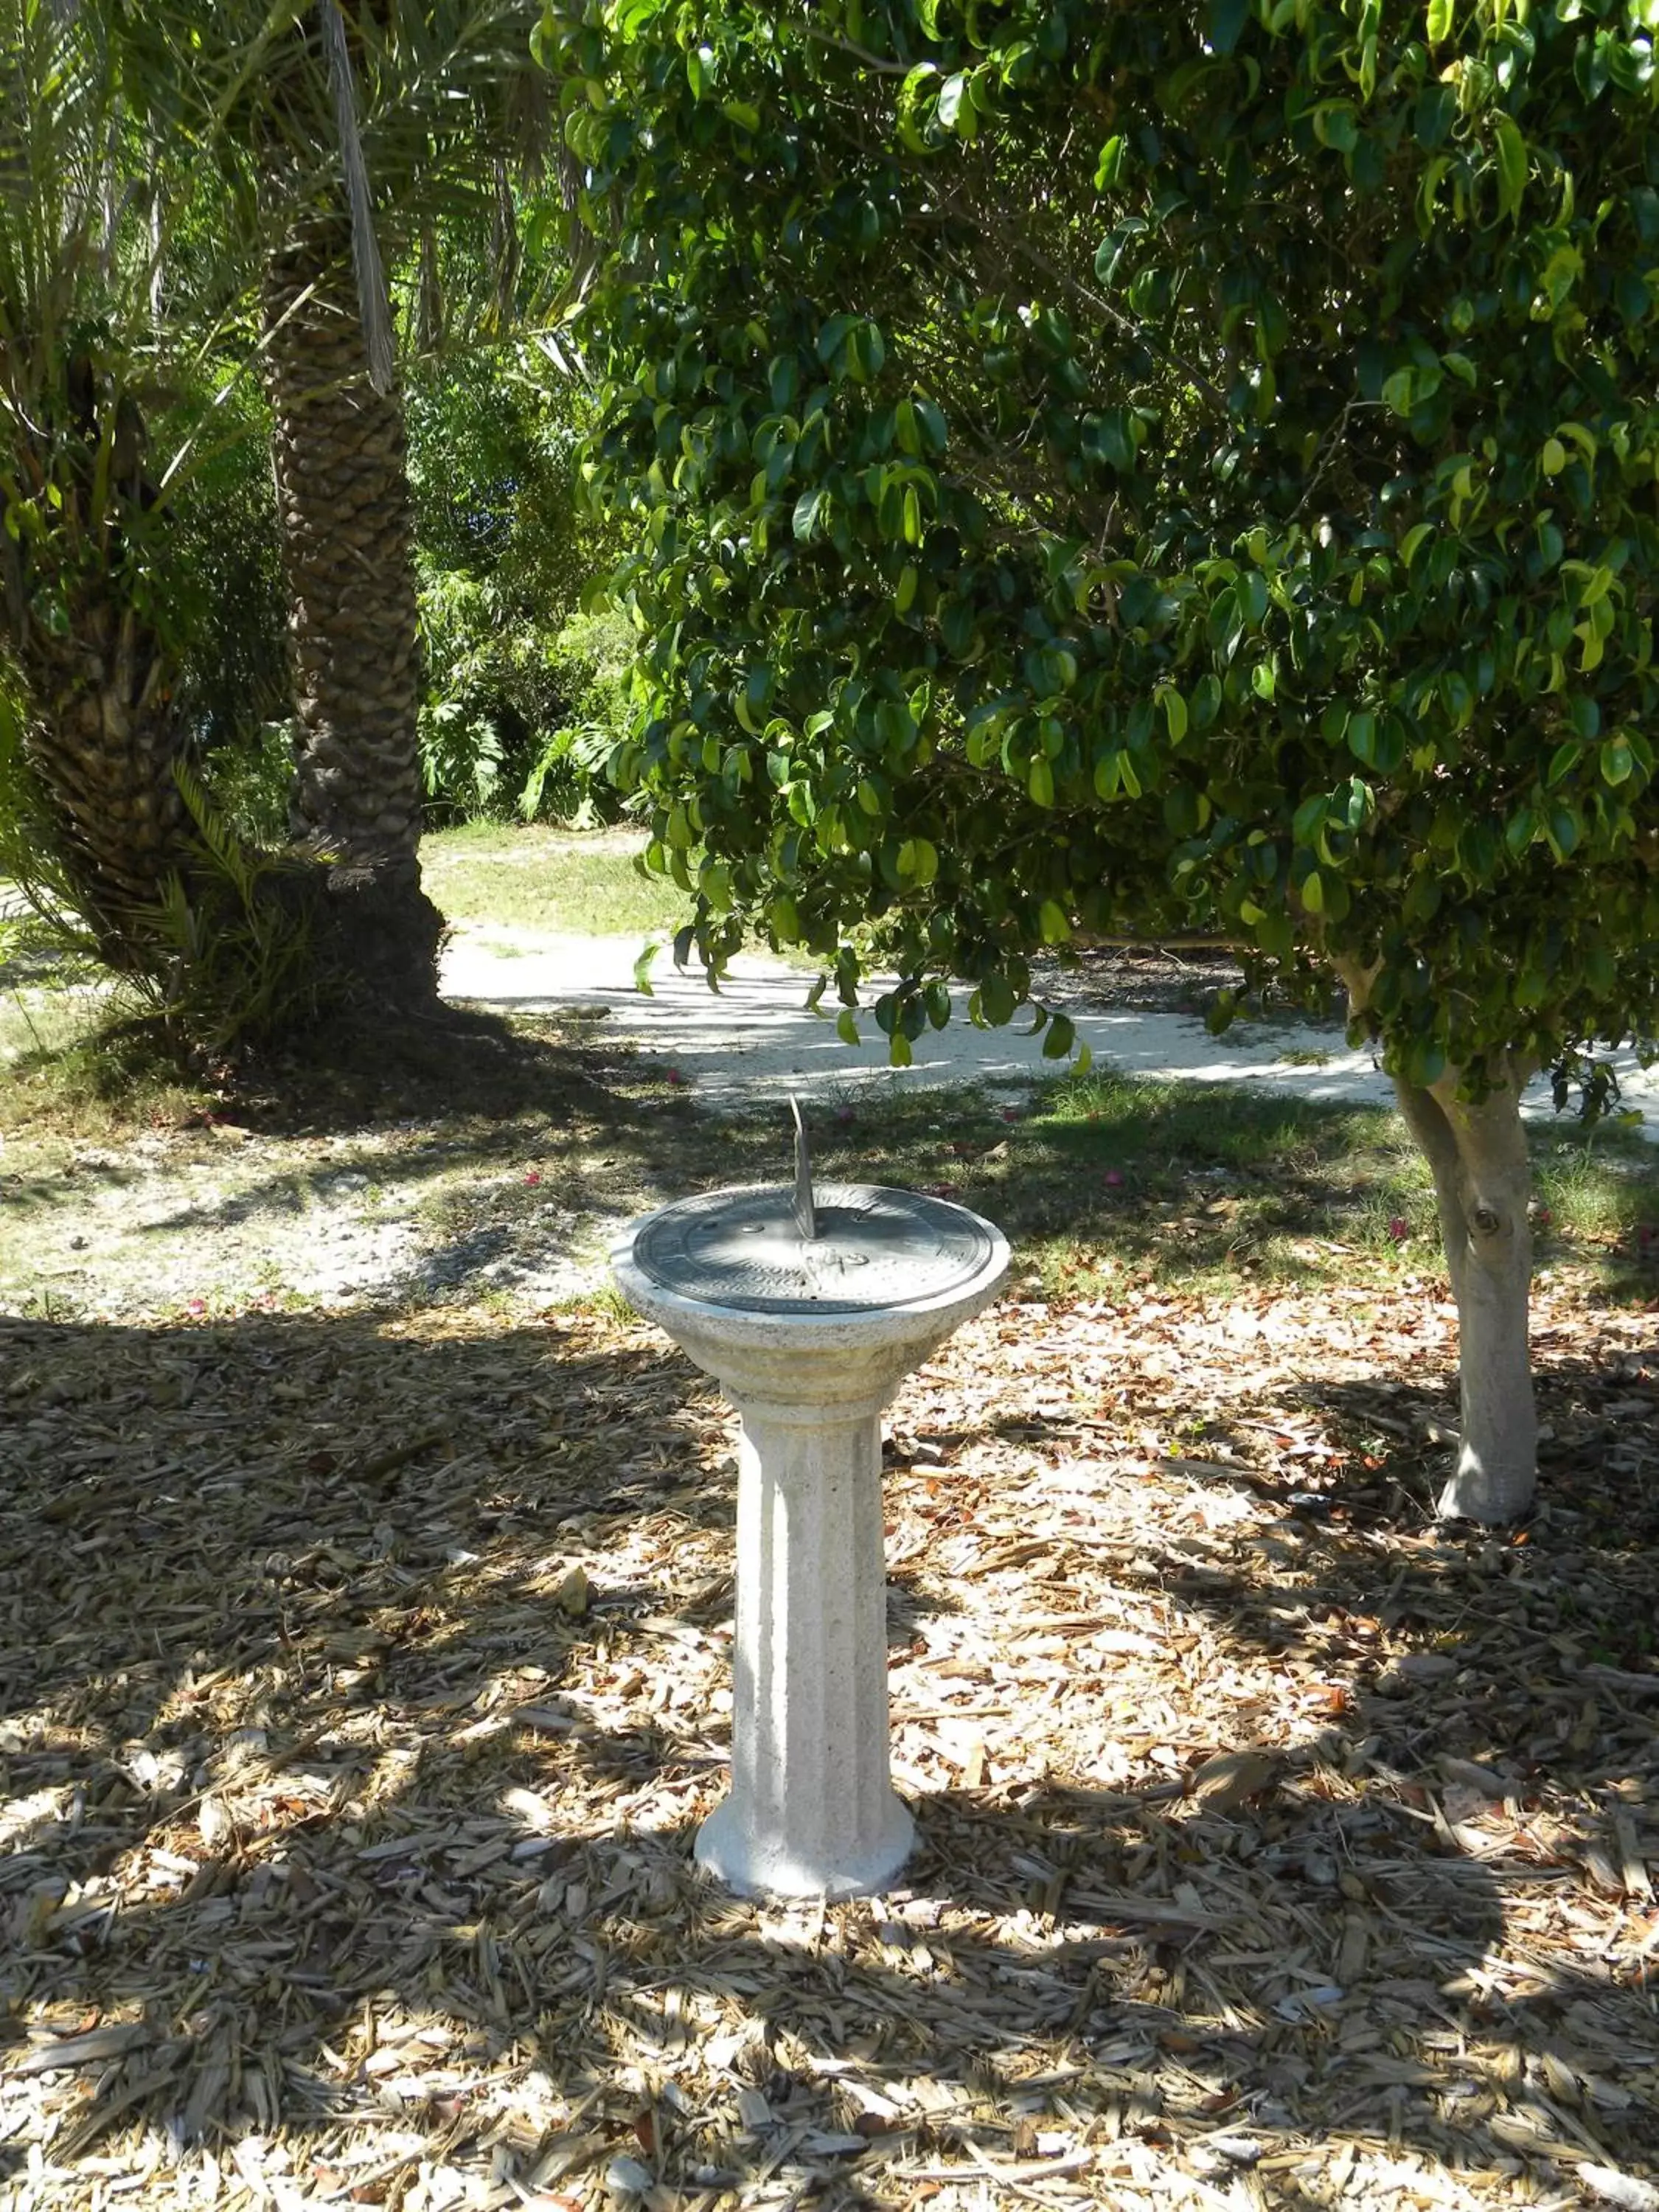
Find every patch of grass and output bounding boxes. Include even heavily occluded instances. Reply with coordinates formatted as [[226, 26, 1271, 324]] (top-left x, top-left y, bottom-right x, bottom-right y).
[[421, 824, 690, 939], [0, 990, 215, 1154], [579, 1279, 641, 1326], [1534, 1124, 1659, 1294], [0, 984, 95, 1076], [771, 1065, 1659, 1304], [840, 1071, 1433, 1297]]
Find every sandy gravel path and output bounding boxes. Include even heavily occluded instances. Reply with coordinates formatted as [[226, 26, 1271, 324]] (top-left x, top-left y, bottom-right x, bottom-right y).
[[441, 924, 1659, 1135]]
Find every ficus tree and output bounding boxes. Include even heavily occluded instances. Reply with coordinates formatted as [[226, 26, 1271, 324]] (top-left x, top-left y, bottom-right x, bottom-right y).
[[549, 0, 1659, 1523]]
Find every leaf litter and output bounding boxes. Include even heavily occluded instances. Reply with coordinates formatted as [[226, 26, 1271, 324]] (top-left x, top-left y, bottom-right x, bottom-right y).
[[2, 1231, 1659, 2209]]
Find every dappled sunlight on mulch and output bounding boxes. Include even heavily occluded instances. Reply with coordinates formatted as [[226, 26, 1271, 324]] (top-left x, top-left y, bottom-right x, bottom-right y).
[[2, 1279, 1658, 2211]]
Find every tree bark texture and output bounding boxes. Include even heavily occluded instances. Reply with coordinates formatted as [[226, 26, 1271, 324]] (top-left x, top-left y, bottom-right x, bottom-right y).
[[1392, 1065, 1538, 1524], [262, 218, 442, 1008], [7, 355, 192, 967], [21, 601, 189, 958]]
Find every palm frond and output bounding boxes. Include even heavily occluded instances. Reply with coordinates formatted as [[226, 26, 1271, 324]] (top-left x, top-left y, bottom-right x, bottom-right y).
[[319, 0, 396, 394]]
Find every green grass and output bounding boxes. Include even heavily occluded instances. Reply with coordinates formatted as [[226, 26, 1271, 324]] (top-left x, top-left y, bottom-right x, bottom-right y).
[[420, 824, 690, 939], [1035, 1067, 1659, 1296], [0, 987, 213, 1156], [762, 1066, 1659, 1304]]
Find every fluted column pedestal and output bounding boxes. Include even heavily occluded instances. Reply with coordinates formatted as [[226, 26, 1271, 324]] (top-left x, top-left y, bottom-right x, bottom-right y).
[[697, 1392, 912, 1899]]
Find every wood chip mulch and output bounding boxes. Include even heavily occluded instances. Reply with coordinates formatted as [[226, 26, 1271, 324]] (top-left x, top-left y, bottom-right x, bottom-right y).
[[3, 1277, 1658, 2212]]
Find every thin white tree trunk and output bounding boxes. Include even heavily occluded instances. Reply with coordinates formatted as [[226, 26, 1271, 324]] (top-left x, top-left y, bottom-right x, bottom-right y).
[[1393, 1062, 1537, 1523]]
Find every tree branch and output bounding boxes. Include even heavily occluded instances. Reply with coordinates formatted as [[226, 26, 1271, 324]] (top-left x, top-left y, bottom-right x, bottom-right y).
[[803, 26, 915, 75], [957, 201, 1228, 419]]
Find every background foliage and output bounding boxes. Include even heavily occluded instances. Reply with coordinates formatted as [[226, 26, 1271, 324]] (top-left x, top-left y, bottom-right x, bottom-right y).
[[197, 335, 633, 840], [407, 345, 630, 824]]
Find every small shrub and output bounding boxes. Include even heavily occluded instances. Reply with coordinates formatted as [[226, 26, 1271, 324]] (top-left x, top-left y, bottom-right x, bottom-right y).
[[518, 606, 639, 824], [127, 764, 324, 1051], [202, 719, 298, 848]]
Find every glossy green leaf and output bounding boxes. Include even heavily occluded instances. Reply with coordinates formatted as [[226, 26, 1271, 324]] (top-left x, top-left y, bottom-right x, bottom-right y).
[[1207, 0, 1250, 57], [1095, 134, 1125, 189], [1042, 1011, 1077, 1059], [1601, 736, 1636, 785], [1493, 114, 1527, 220], [897, 835, 939, 883], [979, 973, 1017, 1027]]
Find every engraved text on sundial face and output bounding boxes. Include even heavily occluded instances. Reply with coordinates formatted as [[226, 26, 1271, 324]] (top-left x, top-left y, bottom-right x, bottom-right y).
[[633, 1183, 997, 1315]]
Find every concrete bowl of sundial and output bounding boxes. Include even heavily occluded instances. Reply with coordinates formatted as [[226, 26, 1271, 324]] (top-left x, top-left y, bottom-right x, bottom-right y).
[[611, 1105, 1009, 1900]]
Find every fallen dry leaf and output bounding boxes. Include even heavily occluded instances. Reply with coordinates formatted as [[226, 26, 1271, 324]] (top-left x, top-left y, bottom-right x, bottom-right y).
[[1186, 1747, 1280, 1809]]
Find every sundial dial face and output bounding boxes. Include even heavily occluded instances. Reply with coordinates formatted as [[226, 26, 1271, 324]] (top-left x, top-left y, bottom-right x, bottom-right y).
[[632, 1183, 998, 1315]]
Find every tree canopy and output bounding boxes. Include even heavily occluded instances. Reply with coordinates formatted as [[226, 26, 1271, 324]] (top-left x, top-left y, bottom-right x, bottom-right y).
[[558, 0, 1657, 1071], [549, 0, 1659, 1518]]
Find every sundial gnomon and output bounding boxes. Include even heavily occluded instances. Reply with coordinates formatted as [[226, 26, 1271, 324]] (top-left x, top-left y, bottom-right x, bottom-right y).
[[632, 1096, 997, 1314]]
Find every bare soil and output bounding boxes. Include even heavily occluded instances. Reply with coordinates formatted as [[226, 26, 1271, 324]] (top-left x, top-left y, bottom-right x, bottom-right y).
[[0, 952, 1275, 1329]]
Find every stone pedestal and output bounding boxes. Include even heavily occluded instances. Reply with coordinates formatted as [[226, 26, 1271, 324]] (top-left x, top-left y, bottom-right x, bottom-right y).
[[612, 1189, 1009, 1900], [699, 1391, 913, 1898]]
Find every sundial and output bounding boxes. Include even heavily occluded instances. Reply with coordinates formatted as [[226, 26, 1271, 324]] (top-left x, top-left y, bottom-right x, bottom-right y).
[[611, 1097, 1009, 1901], [633, 1100, 996, 1315]]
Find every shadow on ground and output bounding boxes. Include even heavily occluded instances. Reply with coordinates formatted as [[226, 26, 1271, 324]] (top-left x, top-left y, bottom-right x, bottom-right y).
[[3, 1301, 1658, 2205]]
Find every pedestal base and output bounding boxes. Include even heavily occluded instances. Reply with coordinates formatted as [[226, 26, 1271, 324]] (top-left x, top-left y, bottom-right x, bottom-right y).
[[695, 1788, 915, 1901]]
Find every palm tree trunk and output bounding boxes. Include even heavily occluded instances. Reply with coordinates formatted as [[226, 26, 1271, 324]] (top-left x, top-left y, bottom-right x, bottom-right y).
[[262, 216, 442, 1008], [19, 538, 190, 969]]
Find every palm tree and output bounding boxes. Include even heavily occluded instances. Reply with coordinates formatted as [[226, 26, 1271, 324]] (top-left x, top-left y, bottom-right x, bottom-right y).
[[110, 0, 546, 1009], [264, 199, 441, 1005], [1, 1, 550, 1037], [0, 0, 254, 964]]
